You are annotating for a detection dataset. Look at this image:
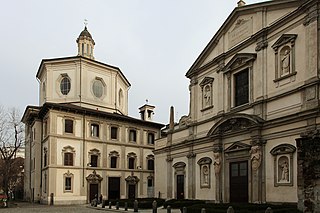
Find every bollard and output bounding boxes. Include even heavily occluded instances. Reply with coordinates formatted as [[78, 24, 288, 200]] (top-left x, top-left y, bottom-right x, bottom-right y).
[[265, 207, 273, 213], [116, 201, 119, 210], [102, 200, 105, 208], [134, 199, 139, 212], [50, 193, 54, 205], [125, 202, 128, 211], [109, 201, 112, 209], [167, 205, 171, 213], [152, 200, 157, 213], [201, 208, 206, 213], [227, 206, 234, 213], [182, 207, 187, 213]]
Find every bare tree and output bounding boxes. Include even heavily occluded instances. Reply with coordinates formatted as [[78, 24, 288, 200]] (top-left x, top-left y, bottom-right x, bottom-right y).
[[0, 107, 24, 197]]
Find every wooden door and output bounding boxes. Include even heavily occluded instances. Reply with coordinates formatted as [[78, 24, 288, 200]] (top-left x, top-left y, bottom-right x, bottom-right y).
[[89, 184, 98, 202], [128, 185, 136, 199], [230, 161, 248, 203], [176, 175, 184, 199], [108, 177, 120, 200]]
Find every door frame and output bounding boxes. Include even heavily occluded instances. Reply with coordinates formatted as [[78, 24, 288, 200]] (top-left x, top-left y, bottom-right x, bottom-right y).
[[86, 170, 103, 203]]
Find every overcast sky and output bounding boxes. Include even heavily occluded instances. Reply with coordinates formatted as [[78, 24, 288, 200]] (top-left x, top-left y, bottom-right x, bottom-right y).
[[0, 0, 265, 124]]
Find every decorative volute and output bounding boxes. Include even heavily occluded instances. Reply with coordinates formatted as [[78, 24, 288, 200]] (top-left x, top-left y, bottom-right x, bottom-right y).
[[76, 26, 95, 59]]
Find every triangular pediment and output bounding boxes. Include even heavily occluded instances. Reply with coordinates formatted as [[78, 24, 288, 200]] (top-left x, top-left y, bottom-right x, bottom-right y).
[[223, 53, 256, 73], [199, 77, 214, 87], [185, 1, 302, 79], [225, 142, 251, 153], [271, 34, 297, 50]]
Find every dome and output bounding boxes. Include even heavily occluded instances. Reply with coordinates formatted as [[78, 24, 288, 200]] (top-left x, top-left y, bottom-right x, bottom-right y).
[[76, 26, 95, 45], [79, 26, 92, 38]]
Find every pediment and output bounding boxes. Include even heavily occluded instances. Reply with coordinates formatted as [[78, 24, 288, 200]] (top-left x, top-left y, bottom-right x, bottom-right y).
[[208, 113, 264, 136], [86, 170, 103, 183], [223, 53, 256, 73], [199, 77, 214, 87], [125, 175, 140, 184], [271, 34, 297, 50], [185, 1, 302, 79], [225, 142, 251, 153], [197, 157, 212, 165], [270, 143, 296, 155]]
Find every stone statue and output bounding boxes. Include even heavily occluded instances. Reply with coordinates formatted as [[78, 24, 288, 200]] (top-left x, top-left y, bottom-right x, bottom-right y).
[[203, 86, 211, 107], [281, 49, 290, 75], [213, 152, 221, 174], [281, 160, 289, 181], [202, 165, 209, 184], [250, 146, 261, 171]]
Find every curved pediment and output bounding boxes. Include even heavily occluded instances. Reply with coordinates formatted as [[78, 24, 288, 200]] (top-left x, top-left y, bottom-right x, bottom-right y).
[[270, 143, 296, 155], [222, 53, 256, 73], [207, 113, 264, 136]]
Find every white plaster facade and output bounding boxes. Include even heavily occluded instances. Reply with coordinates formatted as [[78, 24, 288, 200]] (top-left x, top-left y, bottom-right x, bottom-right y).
[[22, 27, 163, 205], [154, 0, 320, 207]]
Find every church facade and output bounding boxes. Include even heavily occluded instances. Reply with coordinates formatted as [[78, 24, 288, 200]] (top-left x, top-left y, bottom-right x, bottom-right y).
[[22, 27, 163, 204], [154, 0, 320, 210]]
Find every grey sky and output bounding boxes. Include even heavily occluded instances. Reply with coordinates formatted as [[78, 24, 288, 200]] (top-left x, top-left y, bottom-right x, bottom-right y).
[[0, 0, 264, 124]]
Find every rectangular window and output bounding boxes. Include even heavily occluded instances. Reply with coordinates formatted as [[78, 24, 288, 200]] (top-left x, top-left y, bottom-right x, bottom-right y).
[[129, 130, 136, 142], [110, 156, 117, 168], [65, 119, 73, 134], [234, 69, 249, 107], [90, 155, 98, 167], [128, 158, 135, 169], [65, 177, 72, 191], [148, 159, 154, 170], [148, 179, 153, 187], [148, 133, 155, 145], [91, 124, 99, 137], [64, 153, 73, 166], [111, 127, 118, 140]]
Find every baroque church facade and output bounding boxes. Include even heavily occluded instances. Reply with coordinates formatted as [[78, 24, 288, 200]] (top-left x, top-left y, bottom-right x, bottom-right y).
[[22, 27, 163, 204], [154, 0, 320, 211]]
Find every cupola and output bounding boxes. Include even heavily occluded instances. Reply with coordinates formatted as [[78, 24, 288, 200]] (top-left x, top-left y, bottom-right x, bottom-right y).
[[76, 26, 95, 60], [139, 103, 155, 122]]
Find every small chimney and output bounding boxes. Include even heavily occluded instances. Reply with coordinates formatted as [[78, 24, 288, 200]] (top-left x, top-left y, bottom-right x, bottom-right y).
[[139, 104, 155, 122], [237, 0, 246, 7]]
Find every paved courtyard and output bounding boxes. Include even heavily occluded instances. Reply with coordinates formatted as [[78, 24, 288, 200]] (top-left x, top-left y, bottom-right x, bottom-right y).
[[3, 202, 97, 213], [2, 202, 178, 213]]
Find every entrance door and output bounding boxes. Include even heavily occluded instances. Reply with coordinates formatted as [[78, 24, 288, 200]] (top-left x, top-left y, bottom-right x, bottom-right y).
[[230, 161, 248, 203], [128, 185, 136, 199], [108, 177, 120, 200], [176, 175, 184, 199], [89, 184, 98, 202]]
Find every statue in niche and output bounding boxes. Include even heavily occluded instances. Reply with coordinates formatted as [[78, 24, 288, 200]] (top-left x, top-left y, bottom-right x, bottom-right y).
[[213, 152, 221, 174], [203, 85, 211, 107], [281, 161, 289, 181], [281, 49, 290, 76], [202, 165, 209, 184], [250, 146, 261, 171]]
